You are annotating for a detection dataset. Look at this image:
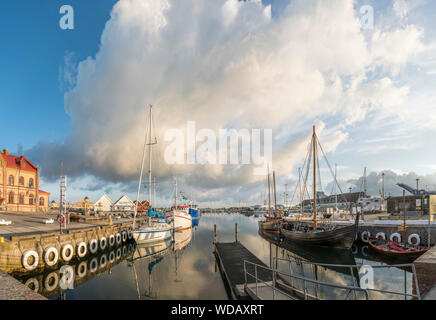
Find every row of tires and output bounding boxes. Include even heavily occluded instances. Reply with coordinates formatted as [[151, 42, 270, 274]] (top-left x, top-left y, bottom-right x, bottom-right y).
[[21, 230, 133, 271], [359, 231, 422, 245], [24, 243, 137, 293]]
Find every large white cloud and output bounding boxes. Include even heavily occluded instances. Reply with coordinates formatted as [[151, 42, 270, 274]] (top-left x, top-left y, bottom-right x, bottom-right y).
[[28, 0, 431, 204]]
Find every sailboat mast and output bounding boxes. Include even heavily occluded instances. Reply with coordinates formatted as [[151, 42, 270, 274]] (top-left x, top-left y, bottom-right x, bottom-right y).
[[313, 126, 317, 231], [335, 164, 338, 211], [267, 166, 271, 216], [299, 167, 303, 216], [175, 179, 177, 208], [133, 106, 149, 229], [273, 171, 277, 217], [148, 105, 153, 207]]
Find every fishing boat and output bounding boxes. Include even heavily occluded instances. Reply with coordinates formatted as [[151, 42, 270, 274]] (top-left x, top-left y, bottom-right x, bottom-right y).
[[279, 126, 359, 250], [165, 180, 192, 231], [132, 105, 172, 244], [367, 190, 429, 261]]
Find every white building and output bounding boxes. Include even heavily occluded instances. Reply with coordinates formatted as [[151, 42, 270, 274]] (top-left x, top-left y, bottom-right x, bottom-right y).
[[113, 195, 135, 212], [94, 194, 113, 213]]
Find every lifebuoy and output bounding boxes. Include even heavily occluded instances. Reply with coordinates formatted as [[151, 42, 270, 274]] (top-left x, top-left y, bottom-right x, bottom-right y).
[[25, 278, 39, 292], [44, 272, 59, 292], [99, 254, 107, 268], [361, 231, 371, 243], [22, 250, 39, 271], [122, 231, 127, 242], [44, 247, 59, 266], [351, 244, 358, 255], [77, 242, 87, 258], [99, 237, 107, 250], [128, 230, 133, 240], [109, 251, 115, 263], [128, 244, 133, 253], [77, 261, 87, 278], [61, 244, 74, 262], [115, 233, 122, 245], [361, 246, 369, 257], [109, 235, 115, 247], [408, 233, 421, 245], [89, 239, 98, 254], [116, 248, 122, 260], [122, 246, 127, 256], [390, 233, 402, 243], [375, 232, 386, 240], [89, 258, 98, 273]]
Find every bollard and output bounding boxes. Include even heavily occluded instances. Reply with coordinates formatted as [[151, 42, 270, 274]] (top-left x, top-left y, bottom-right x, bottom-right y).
[[235, 223, 238, 243], [213, 224, 217, 244]]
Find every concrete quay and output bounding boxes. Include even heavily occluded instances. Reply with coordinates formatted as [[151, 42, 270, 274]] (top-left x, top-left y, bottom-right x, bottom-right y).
[[0, 212, 143, 275], [0, 269, 46, 300]]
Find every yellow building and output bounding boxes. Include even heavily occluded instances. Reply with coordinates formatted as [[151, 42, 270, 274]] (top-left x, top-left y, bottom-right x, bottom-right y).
[[0, 149, 50, 213], [71, 197, 94, 212]]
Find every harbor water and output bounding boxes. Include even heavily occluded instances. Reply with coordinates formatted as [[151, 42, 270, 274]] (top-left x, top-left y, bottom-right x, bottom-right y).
[[9, 213, 418, 300]]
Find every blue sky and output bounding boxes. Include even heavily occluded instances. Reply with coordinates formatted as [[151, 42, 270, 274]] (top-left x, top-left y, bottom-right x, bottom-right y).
[[0, 0, 117, 151], [1, 0, 436, 206]]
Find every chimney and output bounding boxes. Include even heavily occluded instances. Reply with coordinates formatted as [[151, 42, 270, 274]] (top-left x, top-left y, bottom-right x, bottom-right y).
[[3, 149, 8, 155]]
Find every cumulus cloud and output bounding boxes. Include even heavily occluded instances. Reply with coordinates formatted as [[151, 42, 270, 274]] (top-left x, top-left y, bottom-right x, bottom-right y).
[[26, 0, 431, 204]]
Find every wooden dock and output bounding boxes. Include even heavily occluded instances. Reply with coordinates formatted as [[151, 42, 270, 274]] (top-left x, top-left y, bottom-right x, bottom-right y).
[[214, 241, 273, 299]]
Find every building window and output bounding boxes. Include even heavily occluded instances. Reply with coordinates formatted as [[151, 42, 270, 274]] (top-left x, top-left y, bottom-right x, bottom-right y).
[[19, 176, 24, 186], [8, 175, 14, 185], [39, 197, 44, 206], [29, 195, 34, 205], [29, 178, 34, 188], [8, 192, 14, 204], [19, 194, 24, 204]]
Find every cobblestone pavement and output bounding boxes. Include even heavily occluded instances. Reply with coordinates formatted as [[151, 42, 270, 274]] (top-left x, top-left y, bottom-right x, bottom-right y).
[[0, 211, 139, 239], [0, 269, 46, 300]]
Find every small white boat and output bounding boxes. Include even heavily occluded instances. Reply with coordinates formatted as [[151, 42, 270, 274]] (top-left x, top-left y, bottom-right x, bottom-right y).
[[43, 218, 54, 224], [132, 105, 174, 244], [0, 219, 12, 226], [133, 220, 172, 244]]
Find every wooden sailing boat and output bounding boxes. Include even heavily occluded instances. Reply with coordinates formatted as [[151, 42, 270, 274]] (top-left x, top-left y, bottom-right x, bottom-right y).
[[368, 190, 429, 262], [259, 168, 281, 233], [280, 126, 359, 249]]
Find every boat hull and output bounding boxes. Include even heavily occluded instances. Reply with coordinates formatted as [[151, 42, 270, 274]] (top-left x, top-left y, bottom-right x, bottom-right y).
[[280, 223, 356, 249], [133, 226, 172, 244], [368, 238, 429, 262], [258, 220, 280, 231], [166, 210, 192, 231]]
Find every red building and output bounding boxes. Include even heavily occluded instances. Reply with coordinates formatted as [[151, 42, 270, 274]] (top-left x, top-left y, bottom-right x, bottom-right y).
[[0, 149, 50, 212]]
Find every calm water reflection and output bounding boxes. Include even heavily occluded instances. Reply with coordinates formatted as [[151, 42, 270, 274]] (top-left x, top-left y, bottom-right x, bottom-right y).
[[12, 213, 418, 300]]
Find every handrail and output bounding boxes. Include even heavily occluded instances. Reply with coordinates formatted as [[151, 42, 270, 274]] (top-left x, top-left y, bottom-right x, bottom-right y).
[[243, 260, 369, 300], [274, 256, 421, 299]]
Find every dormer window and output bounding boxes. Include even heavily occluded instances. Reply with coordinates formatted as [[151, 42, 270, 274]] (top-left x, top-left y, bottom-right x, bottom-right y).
[[21, 159, 26, 168]]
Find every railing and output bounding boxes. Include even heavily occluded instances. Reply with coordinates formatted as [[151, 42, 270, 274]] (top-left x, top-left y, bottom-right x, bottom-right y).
[[243, 260, 370, 300], [274, 256, 421, 300]]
